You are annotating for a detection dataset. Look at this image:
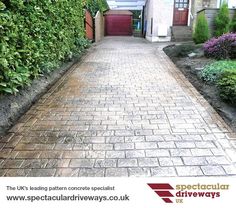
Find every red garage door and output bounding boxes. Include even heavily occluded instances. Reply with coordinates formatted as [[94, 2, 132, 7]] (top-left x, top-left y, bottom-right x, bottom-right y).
[[105, 10, 133, 36]]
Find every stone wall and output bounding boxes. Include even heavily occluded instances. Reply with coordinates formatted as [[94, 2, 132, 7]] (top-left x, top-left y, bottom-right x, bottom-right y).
[[191, 0, 218, 26], [95, 11, 105, 43]]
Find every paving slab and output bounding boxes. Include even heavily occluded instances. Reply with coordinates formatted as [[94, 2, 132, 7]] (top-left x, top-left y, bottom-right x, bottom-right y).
[[0, 37, 236, 177]]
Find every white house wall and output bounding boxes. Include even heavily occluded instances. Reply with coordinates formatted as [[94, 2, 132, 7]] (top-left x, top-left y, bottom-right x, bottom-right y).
[[144, 0, 153, 39], [153, 0, 173, 41], [145, 0, 174, 42]]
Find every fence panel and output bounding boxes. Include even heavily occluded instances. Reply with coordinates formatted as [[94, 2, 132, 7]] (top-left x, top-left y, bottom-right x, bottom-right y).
[[85, 10, 94, 40]]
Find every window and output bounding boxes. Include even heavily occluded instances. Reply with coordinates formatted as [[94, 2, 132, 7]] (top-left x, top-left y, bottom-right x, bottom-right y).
[[174, 0, 189, 8]]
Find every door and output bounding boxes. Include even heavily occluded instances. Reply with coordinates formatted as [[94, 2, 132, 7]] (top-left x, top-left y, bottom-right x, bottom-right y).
[[173, 0, 189, 26], [105, 15, 132, 36]]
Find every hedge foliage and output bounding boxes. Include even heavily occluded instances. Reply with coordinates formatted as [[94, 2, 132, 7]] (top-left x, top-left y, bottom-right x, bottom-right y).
[[218, 69, 236, 104], [0, 0, 88, 94], [193, 12, 210, 44]]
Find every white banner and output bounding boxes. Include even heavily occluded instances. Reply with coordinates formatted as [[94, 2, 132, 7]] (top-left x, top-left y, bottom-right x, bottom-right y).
[[0, 177, 236, 208]]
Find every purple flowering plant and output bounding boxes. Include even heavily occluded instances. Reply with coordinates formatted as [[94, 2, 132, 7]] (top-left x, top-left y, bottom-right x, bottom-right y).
[[203, 33, 236, 59]]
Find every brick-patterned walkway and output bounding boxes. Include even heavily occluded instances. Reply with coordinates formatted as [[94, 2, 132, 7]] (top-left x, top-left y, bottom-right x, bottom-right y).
[[1, 37, 236, 177]]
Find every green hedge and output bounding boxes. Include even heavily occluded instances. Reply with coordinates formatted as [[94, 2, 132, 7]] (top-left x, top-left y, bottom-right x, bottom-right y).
[[0, 0, 88, 94]]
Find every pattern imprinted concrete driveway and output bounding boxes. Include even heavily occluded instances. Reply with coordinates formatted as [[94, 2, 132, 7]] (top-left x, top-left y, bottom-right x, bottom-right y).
[[1, 37, 236, 177]]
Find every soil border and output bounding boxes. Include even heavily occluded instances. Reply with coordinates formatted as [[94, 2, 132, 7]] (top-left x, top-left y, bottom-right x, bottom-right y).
[[163, 43, 236, 133]]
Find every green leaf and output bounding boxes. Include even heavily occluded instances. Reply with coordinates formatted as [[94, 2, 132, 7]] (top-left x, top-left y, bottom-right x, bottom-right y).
[[3, 88, 13, 94], [0, 58, 8, 68], [0, 83, 7, 87], [0, 2, 6, 10]]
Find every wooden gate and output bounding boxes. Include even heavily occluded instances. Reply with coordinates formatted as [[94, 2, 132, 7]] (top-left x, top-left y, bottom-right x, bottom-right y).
[[85, 10, 94, 40]]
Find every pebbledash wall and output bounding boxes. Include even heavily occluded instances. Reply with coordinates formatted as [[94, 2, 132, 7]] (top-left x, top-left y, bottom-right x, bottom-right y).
[[95, 11, 105, 42], [144, 0, 235, 42], [144, 0, 174, 42]]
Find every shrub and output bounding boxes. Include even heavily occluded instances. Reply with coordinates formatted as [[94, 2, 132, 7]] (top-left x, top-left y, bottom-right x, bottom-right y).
[[217, 69, 236, 104], [203, 33, 236, 59], [230, 12, 236, 32], [201, 61, 236, 83], [0, 0, 87, 94], [214, 1, 230, 37], [193, 13, 210, 44]]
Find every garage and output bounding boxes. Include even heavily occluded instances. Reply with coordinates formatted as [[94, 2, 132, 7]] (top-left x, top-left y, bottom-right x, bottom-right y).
[[105, 10, 133, 36]]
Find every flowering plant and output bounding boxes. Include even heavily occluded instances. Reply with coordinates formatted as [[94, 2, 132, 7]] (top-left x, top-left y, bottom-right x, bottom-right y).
[[203, 33, 236, 59]]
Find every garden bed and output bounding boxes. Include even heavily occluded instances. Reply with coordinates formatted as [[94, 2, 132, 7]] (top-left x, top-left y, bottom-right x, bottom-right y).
[[163, 43, 236, 132]]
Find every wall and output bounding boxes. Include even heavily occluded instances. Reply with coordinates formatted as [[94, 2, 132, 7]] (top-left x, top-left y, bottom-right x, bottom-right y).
[[95, 11, 105, 42], [144, 0, 153, 39], [191, 0, 218, 27], [145, 0, 173, 42], [191, 0, 218, 15]]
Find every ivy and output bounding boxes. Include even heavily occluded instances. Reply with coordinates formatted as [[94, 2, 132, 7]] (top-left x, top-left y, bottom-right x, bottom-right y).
[[0, 0, 89, 94]]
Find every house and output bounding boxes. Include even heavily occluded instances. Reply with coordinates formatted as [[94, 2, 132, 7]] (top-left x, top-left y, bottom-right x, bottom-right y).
[[105, 0, 236, 42], [144, 0, 236, 42]]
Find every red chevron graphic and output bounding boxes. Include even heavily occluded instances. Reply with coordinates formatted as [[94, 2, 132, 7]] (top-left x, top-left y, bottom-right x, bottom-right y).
[[155, 191, 174, 197], [148, 183, 174, 203]]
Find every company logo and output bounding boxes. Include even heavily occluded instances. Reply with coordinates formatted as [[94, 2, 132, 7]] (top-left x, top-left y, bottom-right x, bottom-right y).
[[148, 183, 174, 203], [148, 183, 230, 204]]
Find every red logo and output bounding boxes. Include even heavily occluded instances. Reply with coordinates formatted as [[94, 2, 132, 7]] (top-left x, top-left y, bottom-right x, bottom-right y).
[[148, 183, 174, 203]]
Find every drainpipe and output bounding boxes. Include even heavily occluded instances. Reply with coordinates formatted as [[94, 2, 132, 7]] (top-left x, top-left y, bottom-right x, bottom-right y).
[[151, 18, 153, 35]]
